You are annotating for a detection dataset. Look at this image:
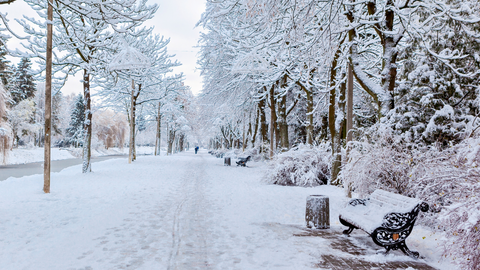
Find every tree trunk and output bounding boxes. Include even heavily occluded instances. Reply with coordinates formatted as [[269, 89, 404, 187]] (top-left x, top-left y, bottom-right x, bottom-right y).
[[297, 83, 314, 145], [327, 40, 347, 185], [269, 84, 276, 158], [155, 102, 161, 156], [251, 106, 259, 147], [44, 0, 53, 193], [242, 117, 246, 152], [245, 112, 252, 149], [167, 127, 175, 155], [259, 87, 268, 145], [381, 0, 398, 110], [179, 133, 184, 152], [347, 62, 353, 142], [331, 73, 346, 185], [279, 94, 289, 151], [82, 69, 92, 173]]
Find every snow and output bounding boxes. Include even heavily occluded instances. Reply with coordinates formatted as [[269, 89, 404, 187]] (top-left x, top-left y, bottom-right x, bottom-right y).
[[5, 146, 155, 165], [7, 147, 76, 165], [0, 151, 453, 269]]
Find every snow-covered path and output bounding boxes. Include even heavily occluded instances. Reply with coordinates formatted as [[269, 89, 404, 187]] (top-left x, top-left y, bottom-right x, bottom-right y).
[[0, 150, 448, 269]]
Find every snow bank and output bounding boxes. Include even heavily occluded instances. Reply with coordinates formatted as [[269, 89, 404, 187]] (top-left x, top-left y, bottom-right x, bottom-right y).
[[7, 147, 76, 164], [5, 146, 156, 165]]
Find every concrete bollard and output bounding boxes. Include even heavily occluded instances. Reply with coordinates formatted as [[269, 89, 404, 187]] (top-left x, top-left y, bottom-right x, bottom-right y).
[[305, 195, 330, 229]]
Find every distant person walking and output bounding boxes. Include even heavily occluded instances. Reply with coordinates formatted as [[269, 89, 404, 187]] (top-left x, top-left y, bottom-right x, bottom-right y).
[[195, 146, 199, 154]]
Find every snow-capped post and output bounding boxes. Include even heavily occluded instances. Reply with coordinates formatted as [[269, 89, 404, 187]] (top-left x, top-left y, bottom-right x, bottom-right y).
[[109, 43, 150, 163], [43, 0, 53, 194]]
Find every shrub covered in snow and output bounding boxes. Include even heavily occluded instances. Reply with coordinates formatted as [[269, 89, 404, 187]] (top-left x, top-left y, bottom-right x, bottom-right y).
[[341, 126, 412, 195], [264, 144, 331, 186], [409, 138, 480, 270]]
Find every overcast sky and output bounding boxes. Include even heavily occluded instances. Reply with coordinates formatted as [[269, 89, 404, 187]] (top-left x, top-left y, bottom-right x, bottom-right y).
[[2, 0, 206, 95]]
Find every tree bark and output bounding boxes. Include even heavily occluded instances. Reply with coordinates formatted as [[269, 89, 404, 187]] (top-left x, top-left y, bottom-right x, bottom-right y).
[[331, 73, 346, 185], [155, 102, 161, 156], [259, 90, 268, 152], [251, 106, 259, 147], [347, 62, 354, 142], [167, 126, 175, 155], [269, 84, 276, 158], [279, 94, 289, 150], [82, 69, 92, 173], [43, 0, 53, 193], [178, 133, 183, 152], [297, 81, 314, 145]]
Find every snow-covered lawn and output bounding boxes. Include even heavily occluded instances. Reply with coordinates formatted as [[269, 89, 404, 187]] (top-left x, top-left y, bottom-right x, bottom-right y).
[[5, 146, 156, 165], [0, 150, 452, 269]]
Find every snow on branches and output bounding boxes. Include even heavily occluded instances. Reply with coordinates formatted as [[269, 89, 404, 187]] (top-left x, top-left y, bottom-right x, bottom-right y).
[[264, 144, 331, 187]]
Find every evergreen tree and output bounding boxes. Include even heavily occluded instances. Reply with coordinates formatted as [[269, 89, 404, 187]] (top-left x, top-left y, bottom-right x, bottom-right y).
[[65, 94, 85, 147], [136, 112, 147, 133], [0, 41, 12, 88], [10, 57, 35, 105], [52, 91, 63, 136]]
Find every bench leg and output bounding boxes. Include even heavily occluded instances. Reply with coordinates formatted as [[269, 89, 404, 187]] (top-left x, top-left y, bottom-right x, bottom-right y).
[[343, 226, 354, 235], [398, 241, 420, 259], [376, 246, 392, 255], [339, 217, 357, 236]]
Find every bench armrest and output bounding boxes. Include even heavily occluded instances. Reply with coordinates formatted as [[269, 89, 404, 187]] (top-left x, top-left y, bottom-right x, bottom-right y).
[[381, 202, 429, 229], [419, 202, 429, 212]]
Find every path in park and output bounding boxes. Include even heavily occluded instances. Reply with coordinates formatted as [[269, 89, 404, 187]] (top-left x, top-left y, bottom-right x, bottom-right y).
[[0, 151, 445, 269]]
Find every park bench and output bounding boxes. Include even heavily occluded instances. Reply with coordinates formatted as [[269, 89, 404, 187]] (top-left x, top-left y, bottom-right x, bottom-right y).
[[236, 156, 251, 167], [339, 189, 429, 258]]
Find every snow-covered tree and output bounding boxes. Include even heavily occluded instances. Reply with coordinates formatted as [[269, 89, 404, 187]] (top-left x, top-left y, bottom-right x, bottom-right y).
[[98, 31, 183, 160], [65, 94, 85, 148], [0, 40, 12, 87], [17, 0, 157, 172], [0, 80, 11, 163], [9, 57, 35, 105], [7, 98, 36, 147]]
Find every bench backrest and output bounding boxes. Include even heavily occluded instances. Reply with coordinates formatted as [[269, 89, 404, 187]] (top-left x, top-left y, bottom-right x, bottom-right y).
[[369, 190, 421, 213]]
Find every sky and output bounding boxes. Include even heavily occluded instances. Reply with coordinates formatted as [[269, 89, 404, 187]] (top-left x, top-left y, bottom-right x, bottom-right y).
[[2, 0, 206, 96]]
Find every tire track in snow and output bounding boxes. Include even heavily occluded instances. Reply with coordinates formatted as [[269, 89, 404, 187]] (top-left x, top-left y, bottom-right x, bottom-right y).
[[167, 195, 186, 270], [167, 153, 214, 270]]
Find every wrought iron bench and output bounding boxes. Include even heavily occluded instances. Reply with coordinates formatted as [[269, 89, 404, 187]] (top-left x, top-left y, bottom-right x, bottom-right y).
[[236, 156, 251, 167], [339, 189, 429, 258]]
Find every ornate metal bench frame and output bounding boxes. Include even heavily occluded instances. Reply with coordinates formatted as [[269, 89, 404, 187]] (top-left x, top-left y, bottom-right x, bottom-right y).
[[339, 197, 429, 258], [236, 156, 251, 167]]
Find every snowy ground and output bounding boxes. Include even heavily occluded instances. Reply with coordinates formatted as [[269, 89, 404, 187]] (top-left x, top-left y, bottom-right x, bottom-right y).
[[5, 146, 156, 165], [0, 150, 454, 269]]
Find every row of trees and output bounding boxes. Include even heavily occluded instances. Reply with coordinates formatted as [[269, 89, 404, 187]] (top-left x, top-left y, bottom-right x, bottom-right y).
[[198, 0, 479, 178], [0, 0, 194, 169], [197, 0, 479, 268]]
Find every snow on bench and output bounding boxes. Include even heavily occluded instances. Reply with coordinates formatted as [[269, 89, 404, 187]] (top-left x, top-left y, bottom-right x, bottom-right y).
[[339, 189, 429, 258]]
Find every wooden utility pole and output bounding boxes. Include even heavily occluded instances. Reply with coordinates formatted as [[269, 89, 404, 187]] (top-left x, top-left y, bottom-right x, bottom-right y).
[[128, 79, 134, 163], [43, 0, 53, 193]]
